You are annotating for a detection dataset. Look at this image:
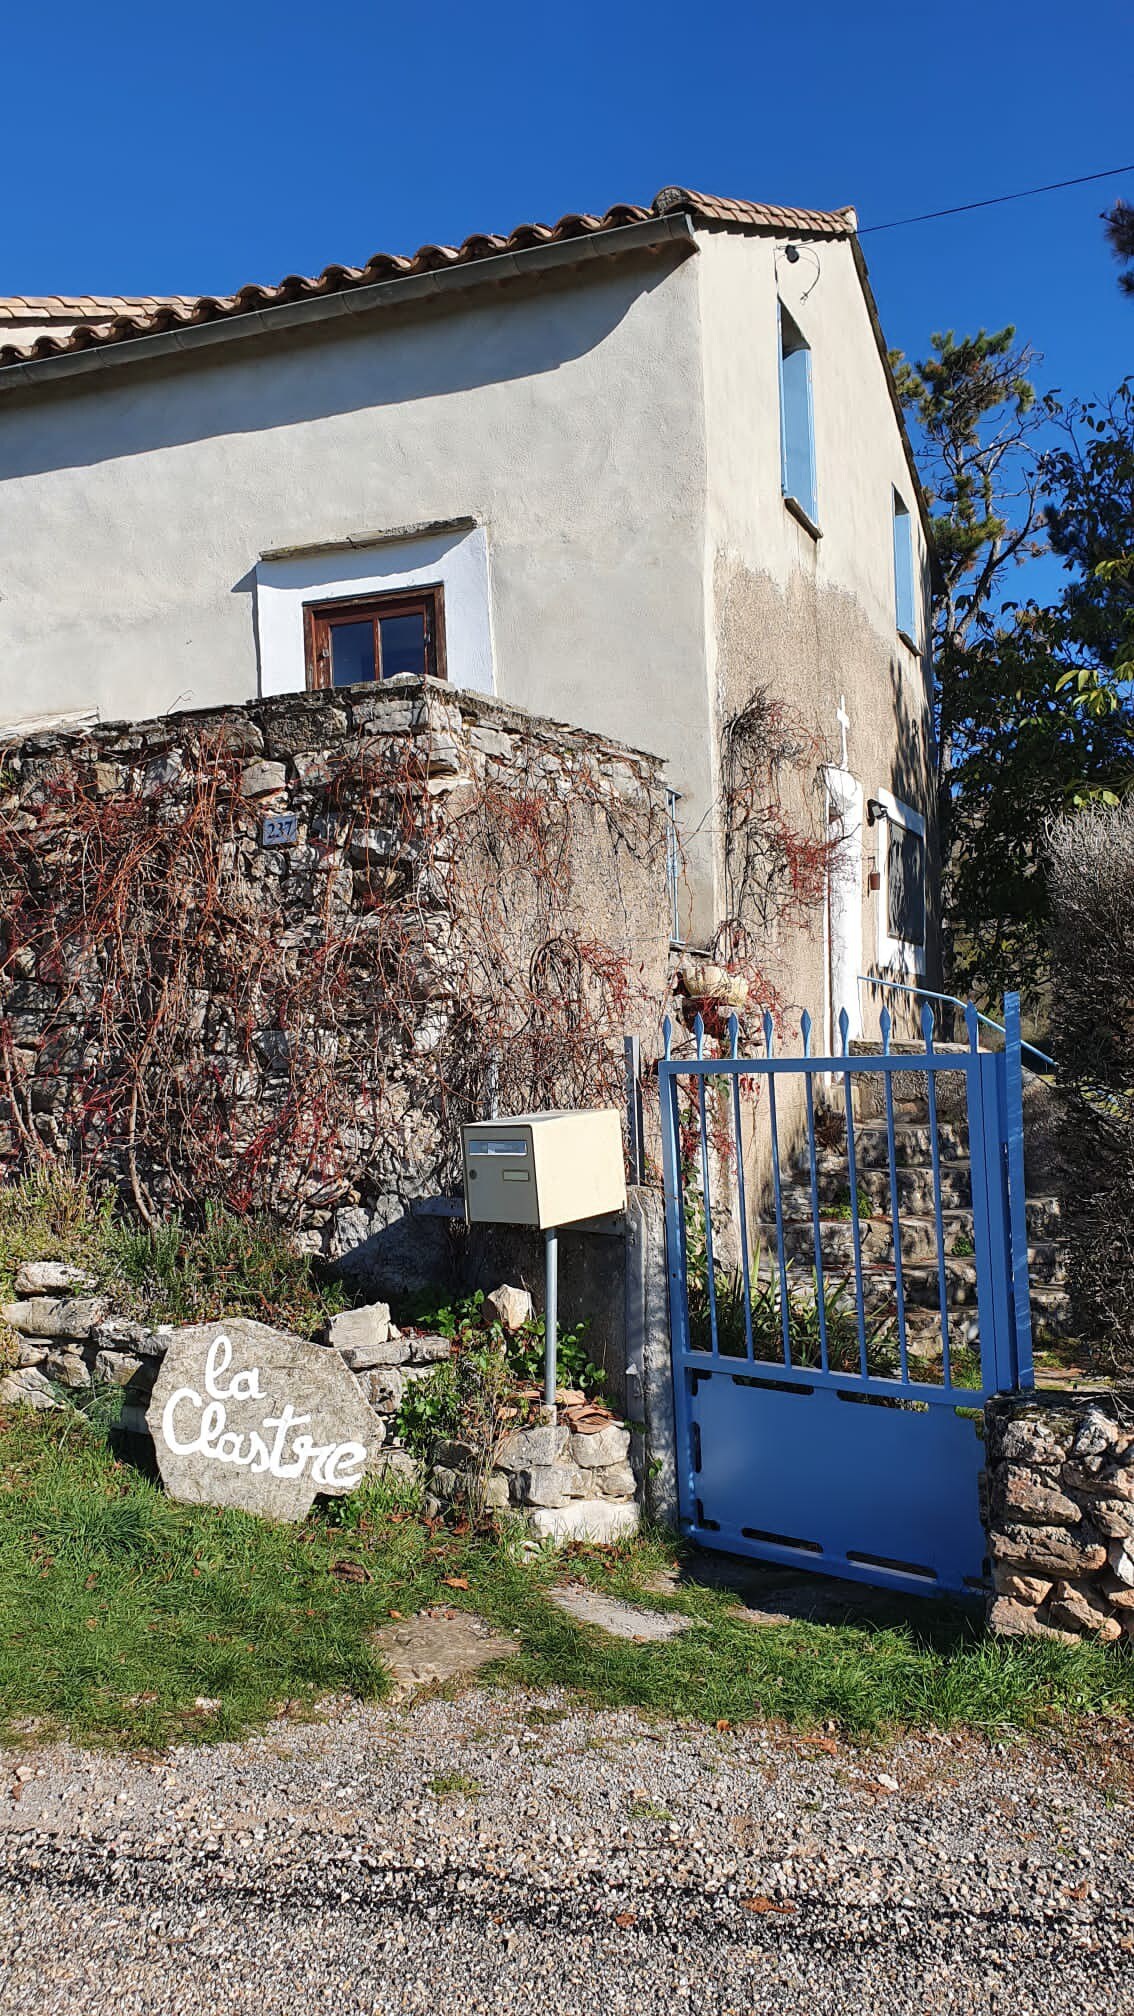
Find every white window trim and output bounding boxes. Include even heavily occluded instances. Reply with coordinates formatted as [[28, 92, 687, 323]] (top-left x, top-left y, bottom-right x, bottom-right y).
[[254, 523, 495, 699], [874, 788, 926, 978]]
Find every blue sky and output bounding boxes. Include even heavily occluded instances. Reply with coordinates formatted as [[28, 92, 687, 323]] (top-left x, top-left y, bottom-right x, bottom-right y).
[[5, 0, 1131, 595]]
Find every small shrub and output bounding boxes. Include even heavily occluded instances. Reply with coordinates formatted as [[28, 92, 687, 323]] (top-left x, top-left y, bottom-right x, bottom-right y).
[[819, 1187, 872, 1223], [396, 1341, 514, 1523], [107, 1200, 346, 1336]]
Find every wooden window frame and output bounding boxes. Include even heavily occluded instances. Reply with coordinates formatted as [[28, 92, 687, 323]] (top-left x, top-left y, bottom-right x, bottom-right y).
[[302, 584, 447, 690]]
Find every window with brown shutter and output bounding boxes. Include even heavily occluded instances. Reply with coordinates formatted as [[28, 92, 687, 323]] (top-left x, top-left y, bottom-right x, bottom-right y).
[[303, 586, 446, 690]]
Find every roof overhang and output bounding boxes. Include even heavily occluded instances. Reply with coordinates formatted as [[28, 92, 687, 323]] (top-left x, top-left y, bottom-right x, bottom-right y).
[[0, 214, 698, 397]]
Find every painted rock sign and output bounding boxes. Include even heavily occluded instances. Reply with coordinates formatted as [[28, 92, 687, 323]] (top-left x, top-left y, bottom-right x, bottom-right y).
[[147, 1318, 382, 1522]]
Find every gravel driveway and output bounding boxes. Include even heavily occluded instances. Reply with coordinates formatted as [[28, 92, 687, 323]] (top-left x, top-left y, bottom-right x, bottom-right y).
[[3, 1690, 1133, 2015]]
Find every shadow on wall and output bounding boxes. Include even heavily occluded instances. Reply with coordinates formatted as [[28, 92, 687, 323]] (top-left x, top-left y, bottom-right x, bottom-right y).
[[886, 645, 941, 985], [331, 1201, 633, 1414], [0, 253, 685, 482]]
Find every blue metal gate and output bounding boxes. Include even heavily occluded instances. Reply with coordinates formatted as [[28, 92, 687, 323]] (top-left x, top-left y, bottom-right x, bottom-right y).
[[659, 995, 1035, 1596]]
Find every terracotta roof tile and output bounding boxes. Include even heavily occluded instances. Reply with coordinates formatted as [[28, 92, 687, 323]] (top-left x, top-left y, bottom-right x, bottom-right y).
[[0, 293, 198, 323], [0, 189, 855, 371]]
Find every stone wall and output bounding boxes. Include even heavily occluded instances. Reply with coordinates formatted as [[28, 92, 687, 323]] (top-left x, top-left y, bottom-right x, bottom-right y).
[[428, 1419, 640, 1544], [985, 1391, 1134, 1643], [0, 678, 669, 1287], [0, 1265, 441, 1471], [0, 1265, 641, 1540]]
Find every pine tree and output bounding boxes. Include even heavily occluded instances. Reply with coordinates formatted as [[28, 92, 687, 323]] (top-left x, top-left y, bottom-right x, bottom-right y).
[[1104, 200, 1134, 296]]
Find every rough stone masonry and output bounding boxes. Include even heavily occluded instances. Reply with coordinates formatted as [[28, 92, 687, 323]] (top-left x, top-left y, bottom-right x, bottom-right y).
[[0, 1274, 641, 1539], [985, 1390, 1134, 1642], [0, 677, 669, 1286]]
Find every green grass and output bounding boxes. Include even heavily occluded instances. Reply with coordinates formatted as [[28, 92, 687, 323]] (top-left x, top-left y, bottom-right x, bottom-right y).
[[4, 1405, 1134, 1753], [0, 1167, 347, 1341], [429, 1770, 482, 1798]]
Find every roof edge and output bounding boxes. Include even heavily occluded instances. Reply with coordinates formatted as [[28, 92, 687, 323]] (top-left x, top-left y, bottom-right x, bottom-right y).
[[0, 214, 698, 395]]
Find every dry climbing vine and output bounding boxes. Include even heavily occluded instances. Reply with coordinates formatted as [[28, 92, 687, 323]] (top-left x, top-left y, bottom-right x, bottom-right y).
[[0, 691, 666, 1234]]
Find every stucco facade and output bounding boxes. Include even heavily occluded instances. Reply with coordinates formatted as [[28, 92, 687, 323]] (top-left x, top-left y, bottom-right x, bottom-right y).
[[0, 195, 934, 1028]]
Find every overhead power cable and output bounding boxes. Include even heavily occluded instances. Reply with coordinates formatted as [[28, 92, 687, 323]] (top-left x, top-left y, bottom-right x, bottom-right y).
[[858, 162, 1134, 236]]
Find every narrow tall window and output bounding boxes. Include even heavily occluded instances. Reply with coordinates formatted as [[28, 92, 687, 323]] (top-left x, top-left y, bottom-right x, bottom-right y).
[[778, 304, 817, 528], [892, 490, 917, 644], [304, 585, 446, 689]]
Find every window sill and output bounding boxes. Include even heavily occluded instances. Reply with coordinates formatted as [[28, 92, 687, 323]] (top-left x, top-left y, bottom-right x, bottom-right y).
[[783, 494, 822, 541], [897, 628, 920, 654]]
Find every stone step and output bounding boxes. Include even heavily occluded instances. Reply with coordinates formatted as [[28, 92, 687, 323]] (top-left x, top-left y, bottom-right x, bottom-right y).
[[774, 1177, 1057, 1233], [843, 1119, 968, 1167], [757, 1214, 1069, 1285], [811, 1155, 974, 1212], [741, 1257, 1076, 1352]]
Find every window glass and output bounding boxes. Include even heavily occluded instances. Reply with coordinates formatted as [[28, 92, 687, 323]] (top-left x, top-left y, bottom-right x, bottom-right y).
[[779, 306, 817, 525], [329, 619, 376, 687], [893, 492, 917, 642], [379, 611, 427, 680], [887, 825, 926, 946]]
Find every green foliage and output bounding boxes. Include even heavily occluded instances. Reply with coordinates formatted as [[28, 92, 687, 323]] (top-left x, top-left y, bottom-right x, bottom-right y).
[[428, 1771, 482, 1799], [689, 1254, 902, 1380], [1105, 200, 1134, 299], [4, 1407, 1134, 1749], [820, 1188, 872, 1223], [109, 1200, 347, 1335], [943, 603, 1134, 1007], [0, 1169, 347, 1338], [891, 326, 1040, 638], [894, 321, 1134, 1009], [1045, 380, 1134, 684], [395, 1286, 605, 1464], [395, 1344, 513, 1476]]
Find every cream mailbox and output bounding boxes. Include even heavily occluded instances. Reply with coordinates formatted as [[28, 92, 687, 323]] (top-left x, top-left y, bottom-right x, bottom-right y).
[[461, 1109, 626, 1229], [461, 1109, 627, 1416]]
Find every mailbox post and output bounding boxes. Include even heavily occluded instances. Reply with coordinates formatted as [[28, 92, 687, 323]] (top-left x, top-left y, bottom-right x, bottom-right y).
[[460, 1109, 627, 1419]]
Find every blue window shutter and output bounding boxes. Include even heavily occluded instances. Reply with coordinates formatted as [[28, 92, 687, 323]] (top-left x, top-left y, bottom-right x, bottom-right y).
[[779, 310, 817, 524], [893, 492, 916, 640]]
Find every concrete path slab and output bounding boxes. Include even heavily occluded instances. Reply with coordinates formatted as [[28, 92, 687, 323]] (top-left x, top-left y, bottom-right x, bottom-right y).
[[370, 1608, 518, 1698], [549, 1584, 694, 1641]]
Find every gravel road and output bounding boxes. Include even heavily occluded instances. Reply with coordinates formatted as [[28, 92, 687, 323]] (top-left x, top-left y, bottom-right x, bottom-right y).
[[3, 1690, 1134, 2015]]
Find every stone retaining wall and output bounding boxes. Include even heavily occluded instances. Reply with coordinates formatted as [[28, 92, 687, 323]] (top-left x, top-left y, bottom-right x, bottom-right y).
[[428, 1418, 640, 1544], [0, 1264, 641, 1539], [0, 677, 668, 1288], [0, 1266, 435, 1477], [985, 1390, 1134, 1643]]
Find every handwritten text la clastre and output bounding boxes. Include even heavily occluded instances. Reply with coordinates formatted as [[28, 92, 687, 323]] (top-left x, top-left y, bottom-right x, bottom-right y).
[[161, 1335, 367, 1489]]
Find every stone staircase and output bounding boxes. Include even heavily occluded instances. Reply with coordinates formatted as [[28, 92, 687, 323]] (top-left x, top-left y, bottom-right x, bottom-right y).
[[753, 1070, 1072, 1371]]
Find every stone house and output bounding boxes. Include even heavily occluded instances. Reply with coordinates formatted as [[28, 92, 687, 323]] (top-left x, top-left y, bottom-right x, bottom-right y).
[[0, 185, 935, 1045]]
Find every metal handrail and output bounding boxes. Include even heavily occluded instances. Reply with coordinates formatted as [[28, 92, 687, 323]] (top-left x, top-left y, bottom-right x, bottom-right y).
[[856, 974, 1056, 1070]]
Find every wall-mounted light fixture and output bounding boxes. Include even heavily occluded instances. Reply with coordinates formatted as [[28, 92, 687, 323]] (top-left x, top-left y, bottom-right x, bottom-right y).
[[778, 240, 822, 300], [866, 798, 890, 826]]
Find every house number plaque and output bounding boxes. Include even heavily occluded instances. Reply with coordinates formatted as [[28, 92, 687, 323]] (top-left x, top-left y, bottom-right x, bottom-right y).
[[261, 811, 299, 847]]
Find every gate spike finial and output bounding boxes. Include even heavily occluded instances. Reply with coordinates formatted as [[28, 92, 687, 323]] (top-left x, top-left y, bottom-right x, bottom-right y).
[[762, 1009, 775, 1057], [693, 1011, 705, 1059], [920, 999, 935, 1050], [880, 1005, 892, 1055], [964, 1001, 980, 1053], [662, 1015, 673, 1060], [801, 1008, 812, 1057], [838, 1006, 850, 1056], [727, 1011, 740, 1058]]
